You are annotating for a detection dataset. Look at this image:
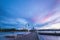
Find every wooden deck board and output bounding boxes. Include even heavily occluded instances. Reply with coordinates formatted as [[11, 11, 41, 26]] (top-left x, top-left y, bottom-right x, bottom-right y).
[[6, 32, 39, 40]]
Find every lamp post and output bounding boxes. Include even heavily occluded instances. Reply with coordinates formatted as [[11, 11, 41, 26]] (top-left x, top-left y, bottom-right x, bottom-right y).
[[25, 23, 29, 32]]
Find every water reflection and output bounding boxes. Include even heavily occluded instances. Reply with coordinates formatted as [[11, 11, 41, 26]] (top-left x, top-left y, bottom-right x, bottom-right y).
[[38, 34, 60, 40], [0, 32, 60, 40], [0, 32, 30, 40]]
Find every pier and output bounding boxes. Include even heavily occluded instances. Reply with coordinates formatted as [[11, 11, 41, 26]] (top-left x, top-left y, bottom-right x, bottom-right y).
[[5, 32, 39, 40]]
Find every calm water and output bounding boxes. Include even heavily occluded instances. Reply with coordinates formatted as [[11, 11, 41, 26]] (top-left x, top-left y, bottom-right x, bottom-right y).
[[38, 34, 60, 40], [37, 31, 60, 40], [0, 32, 60, 40], [0, 32, 30, 40]]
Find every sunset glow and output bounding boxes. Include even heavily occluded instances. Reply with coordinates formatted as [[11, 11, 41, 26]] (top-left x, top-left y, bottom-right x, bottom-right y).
[[0, 0, 60, 29]]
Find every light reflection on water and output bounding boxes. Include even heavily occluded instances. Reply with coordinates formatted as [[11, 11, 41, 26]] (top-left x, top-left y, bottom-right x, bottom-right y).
[[0, 32, 30, 36], [38, 34, 60, 40], [0, 32, 30, 40], [0, 32, 60, 40]]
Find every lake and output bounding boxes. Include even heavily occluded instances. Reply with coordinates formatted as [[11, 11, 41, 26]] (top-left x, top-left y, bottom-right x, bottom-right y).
[[0, 32, 30, 40], [0, 32, 60, 40], [38, 34, 60, 40]]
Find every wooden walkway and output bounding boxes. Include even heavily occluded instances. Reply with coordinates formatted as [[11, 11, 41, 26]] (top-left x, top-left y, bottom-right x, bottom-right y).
[[5, 32, 39, 40]]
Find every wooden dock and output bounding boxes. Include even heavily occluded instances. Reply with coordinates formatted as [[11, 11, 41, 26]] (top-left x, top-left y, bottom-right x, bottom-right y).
[[5, 32, 39, 40]]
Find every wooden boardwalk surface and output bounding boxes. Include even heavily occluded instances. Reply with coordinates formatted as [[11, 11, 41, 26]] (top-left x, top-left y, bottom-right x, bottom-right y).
[[6, 32, 39, 40]]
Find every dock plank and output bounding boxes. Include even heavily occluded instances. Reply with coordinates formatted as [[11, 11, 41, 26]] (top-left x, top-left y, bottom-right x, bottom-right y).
[[6, 32, 39, 40]]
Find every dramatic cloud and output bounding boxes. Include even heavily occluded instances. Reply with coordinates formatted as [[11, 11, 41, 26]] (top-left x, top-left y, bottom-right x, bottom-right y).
[[0, 0, 60, 29]]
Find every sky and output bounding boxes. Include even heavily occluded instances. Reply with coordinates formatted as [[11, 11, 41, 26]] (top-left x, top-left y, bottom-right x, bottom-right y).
[[0, 0, 60, 29]]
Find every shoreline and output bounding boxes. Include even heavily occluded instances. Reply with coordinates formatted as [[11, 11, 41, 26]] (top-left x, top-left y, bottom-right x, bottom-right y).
[[38, 33, 60, 36]]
